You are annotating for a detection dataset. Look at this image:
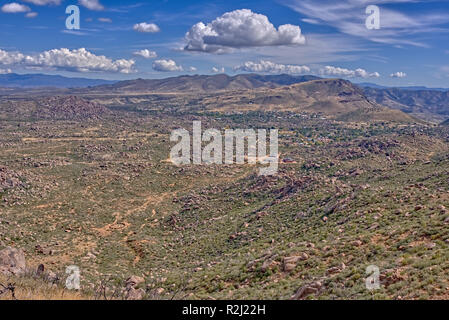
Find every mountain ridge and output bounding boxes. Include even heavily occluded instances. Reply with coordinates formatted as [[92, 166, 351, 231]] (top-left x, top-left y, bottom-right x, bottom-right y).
[[87, 73, 322, 93], [0, 73, 116, 88], [363, 86, 449, 123]]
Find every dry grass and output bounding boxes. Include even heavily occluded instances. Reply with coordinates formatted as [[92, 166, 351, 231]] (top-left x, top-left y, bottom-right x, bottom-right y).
[[0, 274, 92, 300]]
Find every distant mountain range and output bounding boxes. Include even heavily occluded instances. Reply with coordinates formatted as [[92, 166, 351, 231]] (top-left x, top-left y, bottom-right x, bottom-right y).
[[1, 73, 449, 123], [87, 74, 322, 93], [2, 73, 447, 93], [357, 82, 448, 92], [0, 73, 116, 88]]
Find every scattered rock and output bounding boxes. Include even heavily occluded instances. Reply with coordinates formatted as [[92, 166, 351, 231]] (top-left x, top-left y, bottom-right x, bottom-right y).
[[425, 242, 436, 249], [36, 264, 45, 276], [260, 259, 278, 273], [369, 223, 379, 230], [35, 244, 53, 256], [283, 254, 309, 272], [125, 275, 145, 289], [46, 270, 59, 283], [352, 240, 363, 247], [126, 288, 145, 300], [380, 269, 405, 287], [291, 281, 322, 300], [327, 263, 346, 275], [36, 96, 112, 121], [0, 247, 26, 276]]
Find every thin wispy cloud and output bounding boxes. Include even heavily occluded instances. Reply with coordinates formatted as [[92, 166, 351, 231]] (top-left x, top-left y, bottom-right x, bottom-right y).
[[21, 0, 61, 5], [79, 0, 104, 11], [26, 12, 38, 18], [285, 0, 449, 47], [98, 17, 112, 23]]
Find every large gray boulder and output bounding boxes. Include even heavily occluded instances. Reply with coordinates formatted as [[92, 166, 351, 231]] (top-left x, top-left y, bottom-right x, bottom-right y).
[[0, 247, 26, 276]]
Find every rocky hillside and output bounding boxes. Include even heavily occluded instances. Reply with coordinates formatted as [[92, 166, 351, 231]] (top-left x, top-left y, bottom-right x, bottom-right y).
[[35, 96, 112, 120]]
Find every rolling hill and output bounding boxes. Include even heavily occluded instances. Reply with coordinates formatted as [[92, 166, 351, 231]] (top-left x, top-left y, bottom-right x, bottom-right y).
[[170, 78, 418, 123]]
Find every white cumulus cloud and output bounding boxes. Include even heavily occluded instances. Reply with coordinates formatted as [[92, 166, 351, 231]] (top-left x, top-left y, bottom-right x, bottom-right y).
[[133, 22, 160, 33], [211, 66, 225, 73], [234, 60, 310, 74], [188, 66, 197, 72], [152, 59, 183, 72], [0, 48, 135, 74], [320, 66, 380, 78], [133, 49, 157, 59], [1, 3, 31, 13], [390, 72, 407, 78], [79, 0, 104, 11], [184, 9, 306, 53]]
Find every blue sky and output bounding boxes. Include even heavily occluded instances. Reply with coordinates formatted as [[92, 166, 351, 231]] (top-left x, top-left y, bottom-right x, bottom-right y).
[[1, 0, 449, 87]]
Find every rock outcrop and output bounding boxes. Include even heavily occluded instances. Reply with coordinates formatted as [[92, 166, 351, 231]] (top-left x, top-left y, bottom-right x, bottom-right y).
[[0, 247, 26, 276]]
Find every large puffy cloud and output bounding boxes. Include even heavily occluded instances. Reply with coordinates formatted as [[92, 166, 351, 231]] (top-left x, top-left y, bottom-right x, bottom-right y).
[[184, 9, 305, 53], [390, 71, 406, 78], [234, 60, 310, 74], [133, 49, 157, 59], [21, 0, 61, 5], [0, 50, 25, 65], [79, 0, 104, 11], [0, 48, 135, 74], [133, 22, 160, 33], [320, 66, 380, 78], [1, 3, 31, 13], [152, 59, 183, 72]]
